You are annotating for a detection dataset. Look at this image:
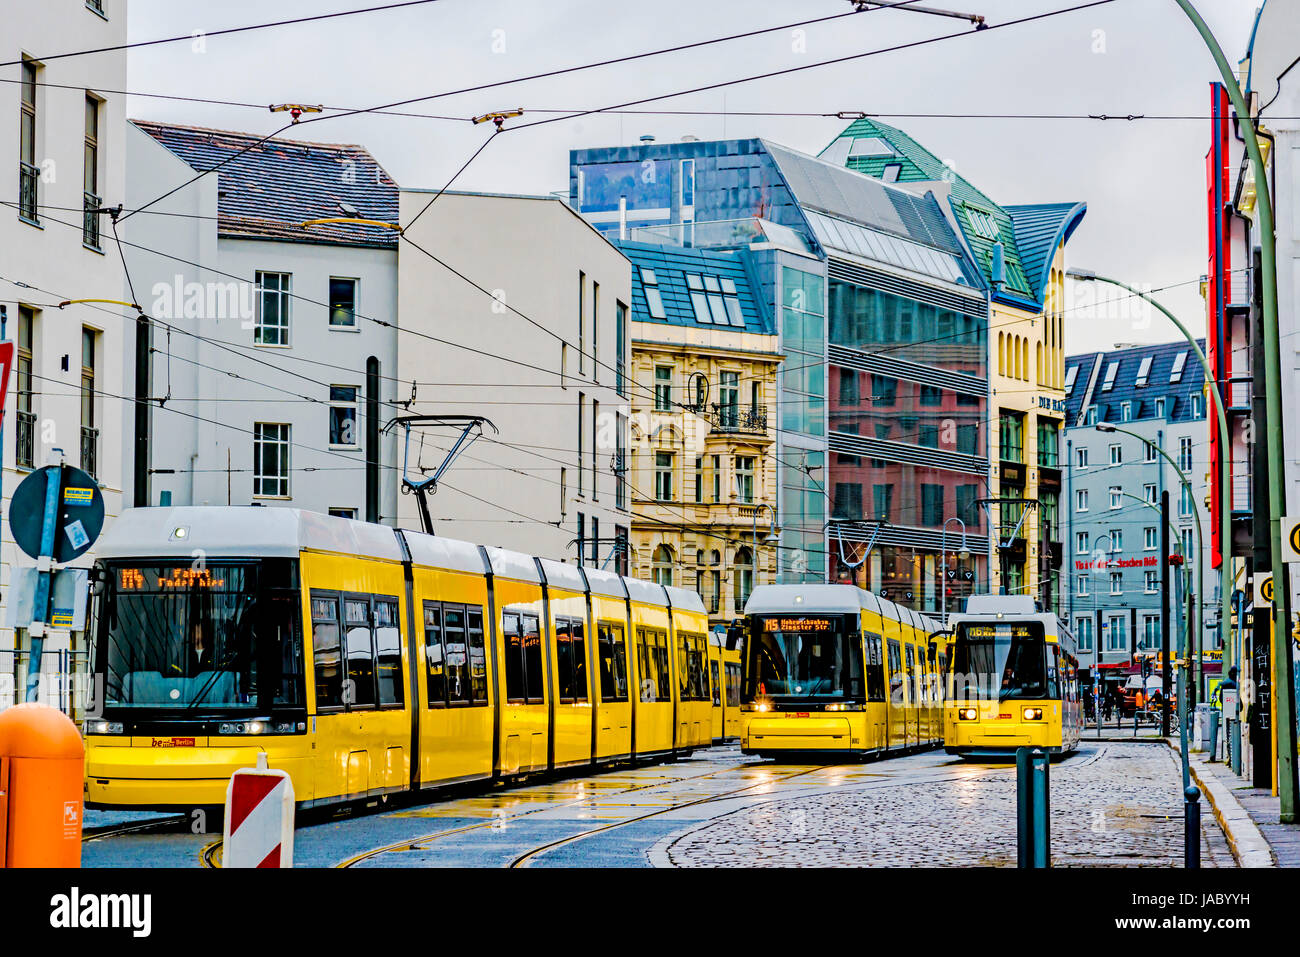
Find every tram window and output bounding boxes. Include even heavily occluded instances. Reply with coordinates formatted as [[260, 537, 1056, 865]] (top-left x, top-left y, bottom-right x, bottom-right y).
[[374, 598, 403, 707], [523, 614, 544, 703], [557, 618, 579, 703], [696, 636, 709, 700], [711, 661, 721, 706], [655, 630, 671, 702], [598, 621, 629, 702], [887, 640, 903, 704], [504, 613, 525, 703], [846, 634, 864, 698], [467, 607, 487, 704], [444, 605, 470, 705], [343, 598, 376, 709], [265, 589, 305, 707], [905, 645, 918, 705], [571, 619, 588, 702], [725, 663, 741, 707], [677, 633, 691, 698], [311, 592, 344, 711], [424, 602, 446, 706], [864, 634, 885, 702], [637, 629, 657, 702], [1046, 644, 1060, 700]]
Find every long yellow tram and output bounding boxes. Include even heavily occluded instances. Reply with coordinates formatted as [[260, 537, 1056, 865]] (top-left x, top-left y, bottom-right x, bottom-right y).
[[82, 507, 713, 811], [944, 596, 1082, 759], [736, 584, 945, 759]]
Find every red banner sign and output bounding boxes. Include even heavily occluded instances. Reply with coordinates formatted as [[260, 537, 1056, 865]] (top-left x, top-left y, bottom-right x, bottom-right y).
[[0, 341, 11, 422]]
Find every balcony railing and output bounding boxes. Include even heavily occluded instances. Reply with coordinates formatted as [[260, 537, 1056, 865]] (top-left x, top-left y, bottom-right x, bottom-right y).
[[711, 405, 768, 434], [83, 191, 102, 248], [80, 426, 99, 478], [708, 594, 721, 615], [16, 410, 36, 469], [18, 162, 39, 222]]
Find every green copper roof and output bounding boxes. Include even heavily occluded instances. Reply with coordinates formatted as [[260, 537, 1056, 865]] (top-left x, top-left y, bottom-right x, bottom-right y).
[[821, 117, 1038, 302]]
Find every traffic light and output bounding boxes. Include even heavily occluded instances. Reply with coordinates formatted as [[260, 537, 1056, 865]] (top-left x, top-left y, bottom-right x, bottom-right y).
[[1141, 657, 1152, 679]]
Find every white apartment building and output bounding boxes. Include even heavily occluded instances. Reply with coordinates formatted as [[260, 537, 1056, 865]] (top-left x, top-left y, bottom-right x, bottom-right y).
[[123, 122, 400, 524], [396, 190, 632, 564], [2, 0, 129, 702]]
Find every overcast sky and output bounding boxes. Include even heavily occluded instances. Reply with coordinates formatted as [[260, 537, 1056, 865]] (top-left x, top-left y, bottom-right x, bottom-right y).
[[120, 0, 1258, 354]]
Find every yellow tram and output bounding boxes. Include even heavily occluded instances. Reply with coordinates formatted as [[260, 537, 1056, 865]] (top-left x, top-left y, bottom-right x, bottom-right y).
[[736, 584, 945, 759], [82, 507, 714, 811], [706, 632, 742, 743], [944, 596, 1082, 758]]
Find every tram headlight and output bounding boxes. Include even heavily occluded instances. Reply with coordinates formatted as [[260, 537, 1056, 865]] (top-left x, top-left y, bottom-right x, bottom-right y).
[[958, 708, 977, 721], [1022, 707, 1043, 721], [86, 720, 124, 735], [755, 701, 771, 713], [219, 720, 269, 735]]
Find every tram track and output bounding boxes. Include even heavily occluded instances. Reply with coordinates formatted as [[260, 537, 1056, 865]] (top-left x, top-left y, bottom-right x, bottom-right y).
[[82, 814, 189, 843]]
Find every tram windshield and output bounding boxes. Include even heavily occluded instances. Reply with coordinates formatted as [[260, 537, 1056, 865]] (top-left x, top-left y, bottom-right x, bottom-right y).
[[742, 615, 862, 701], [950, 621, 1048, 701], [95, 560, 303, 711]]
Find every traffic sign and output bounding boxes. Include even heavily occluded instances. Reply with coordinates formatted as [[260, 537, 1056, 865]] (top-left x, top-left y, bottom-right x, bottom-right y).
[[0, 341, 12, 421], [1255, 573, 1274, 607], [223, 754, 294, 868], [1283, 515, 1300, 563], [8, 465, 104, 563]]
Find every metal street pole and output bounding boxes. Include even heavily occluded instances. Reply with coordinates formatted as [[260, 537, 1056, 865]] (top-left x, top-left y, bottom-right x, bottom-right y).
[[941, 516, 968, 626], [1173, 0, 1296, 823], [1068, 272, 1228, 733], [1096, 421, 1205, 708], [1161, 490, 1173, 737]]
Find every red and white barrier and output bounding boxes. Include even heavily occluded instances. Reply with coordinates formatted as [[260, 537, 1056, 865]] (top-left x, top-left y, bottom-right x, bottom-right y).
[[223, 753, 294, 868]]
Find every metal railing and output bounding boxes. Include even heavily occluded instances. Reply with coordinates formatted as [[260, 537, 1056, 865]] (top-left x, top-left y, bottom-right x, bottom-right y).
[[83, 190, 102, 248], [16, 409, 36, 468], [81, 425, 99, 478], [711, 406, 768, 434], [18, 161, 39, 222], [708, 594, 721, 615], [0, 650, 92, 720]]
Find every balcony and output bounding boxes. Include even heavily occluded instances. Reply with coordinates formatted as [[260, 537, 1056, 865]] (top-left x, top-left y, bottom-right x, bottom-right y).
[[80, 426, 99, 478], [18, 162, 39, 222], [83, 191, 102, 249], [710, 405, 768, 435], [16, 410, 36, 468], [707, 593, 721, 615]]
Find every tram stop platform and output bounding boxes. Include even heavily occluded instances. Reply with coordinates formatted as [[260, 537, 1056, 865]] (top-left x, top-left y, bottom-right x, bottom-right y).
[[1187, 750, 1300, 867]]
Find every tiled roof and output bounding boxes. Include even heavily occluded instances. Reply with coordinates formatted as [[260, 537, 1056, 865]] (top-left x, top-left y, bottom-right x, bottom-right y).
[[616, 241, 774, 335], [1005, 203, 1087, 302], [1065, 339, 1208, 425], [820, 118, 1085, 307], [133, 120, 399, 248]]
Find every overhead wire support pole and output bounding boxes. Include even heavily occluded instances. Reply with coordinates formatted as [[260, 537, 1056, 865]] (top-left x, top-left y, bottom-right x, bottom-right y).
[[1172, 0, 1297, 825]]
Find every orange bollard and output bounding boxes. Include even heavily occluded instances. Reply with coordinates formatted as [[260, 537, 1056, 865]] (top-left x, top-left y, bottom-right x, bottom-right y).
[[0, 703, 84, 867]]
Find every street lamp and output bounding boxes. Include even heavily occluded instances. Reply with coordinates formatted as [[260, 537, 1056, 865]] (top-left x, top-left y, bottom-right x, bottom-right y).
[[1067, 271, 1229, 726], [940, 516, 970, 625], [748, 503, 778, 602], [1096, 421, 1205, 707]]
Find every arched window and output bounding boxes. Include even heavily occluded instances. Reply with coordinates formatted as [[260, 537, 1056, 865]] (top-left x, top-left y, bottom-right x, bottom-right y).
[[997, 332, 1005, 376], [1036, 342, 1043, 385], [735, 547, 754, 613], [1022, 338, 1029, 382], [652, 544, 674, 587]]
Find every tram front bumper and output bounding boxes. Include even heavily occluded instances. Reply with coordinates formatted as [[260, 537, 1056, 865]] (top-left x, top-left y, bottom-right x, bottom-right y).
[[743, 716, 855, 753]]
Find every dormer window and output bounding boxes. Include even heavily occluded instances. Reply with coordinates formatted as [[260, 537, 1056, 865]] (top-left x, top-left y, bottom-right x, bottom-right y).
[[1100, 361, 1120, 392], [964, 206, 1000, 241], [339, 201, 359, 216], [1170, 351, 1188, 383], [640, 268, 666, 319], [686, 273, 743, 327], [1135, 355, 1152, 387], [1064, 365, 1079, 394], [848, 137, 895, 159]]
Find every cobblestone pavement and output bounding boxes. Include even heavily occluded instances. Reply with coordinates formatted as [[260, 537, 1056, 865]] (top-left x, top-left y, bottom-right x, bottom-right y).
[[662, 743, 1235, 867]]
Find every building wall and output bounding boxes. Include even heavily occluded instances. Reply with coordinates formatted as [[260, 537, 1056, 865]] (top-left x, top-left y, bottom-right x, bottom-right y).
[[628, 322, 780, 627], [395, 191, 631, 561], [2, 0, 129, 690]]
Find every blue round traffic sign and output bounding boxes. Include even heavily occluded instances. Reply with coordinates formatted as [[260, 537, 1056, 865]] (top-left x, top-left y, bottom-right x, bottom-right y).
[[8, 465, 105, 563]]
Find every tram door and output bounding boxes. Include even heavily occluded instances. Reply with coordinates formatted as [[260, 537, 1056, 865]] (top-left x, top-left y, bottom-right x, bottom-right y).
[[887, 639, 906, 749], [905, 645, 919, 745]]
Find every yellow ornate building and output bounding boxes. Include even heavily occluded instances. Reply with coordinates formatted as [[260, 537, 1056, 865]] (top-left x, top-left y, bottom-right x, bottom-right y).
[[619, 242, 781, 630]]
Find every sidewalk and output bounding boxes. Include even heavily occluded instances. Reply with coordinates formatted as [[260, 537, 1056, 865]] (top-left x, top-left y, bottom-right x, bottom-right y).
[[1187, 750, 1300, 866]]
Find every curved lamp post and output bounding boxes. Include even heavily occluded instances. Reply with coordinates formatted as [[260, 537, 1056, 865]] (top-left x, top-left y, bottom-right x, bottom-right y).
[[1172, 0, 1294, 822], [941, 516, 970, 625]]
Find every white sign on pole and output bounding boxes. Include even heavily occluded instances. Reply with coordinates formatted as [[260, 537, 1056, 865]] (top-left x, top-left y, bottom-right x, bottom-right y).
[[1283, 515, 1300, 563]]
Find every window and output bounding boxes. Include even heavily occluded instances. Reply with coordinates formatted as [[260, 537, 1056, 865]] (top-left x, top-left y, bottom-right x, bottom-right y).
[[1110, 572, 1122, 595], [503, 611, 544, 704], [1120, 401, 1132, 422], [1037, 420, 1059, 467], [863, 633, 886, 702], [1076, 617, 1093, 652], [80, 328, 98, 477], [833, 483, 863, 521], [578, 272, 585, 374], [1107, 615, 1127, 652], [1101, 361, 1119, 392], [597, 621, 629, 702], [736, 456, 754, 504], [654, 366, 672, 411], [1109, 529, 1123, 551], [1170, 351, 1188, 383], [655, 452, 673, 501], [83, 94, 101, 248], [1109, 486, 1122, 509], [253, 423, 290, 497], [255, 271, 291, 345], [591, 281, 599, 381], [694, 457, 704, 504], [640, 269, 666, 320], [578, 393, 585, 497], [19, 60, 38, 223], [1076, 489, 1088, 512], [1179, 436, 1193, 471], [1143, 440, 1157, 463], [680, 159, 695, 208], [555, 616, 588, 704], [921, 484, 944, 527], [919, 385, 943, 406], [343, 598, 376, 708], [838, 368, 860, 405], [1075, 447, 1089, 468], [735, 548, 753, 611], [1144, 526, 1157, 550], [1144, 483, 1157, 505], [1076, 532, 1089, 553], [1145, 570, 1159, 594], [1181, 528, 1194, 566], [616, 413, 627, 510], [1064, 365, 1079, 394], [1141, 616, 1160, 650], [329, 386, 358, 447], [374, 598, 403, 706], [1109, 443, 1122, 465], [1135, 355, 1153, 387], [329, 277, 357, 328], [711, 454, 721, 502], [719, 370, 739, 428], [1155, 398, 1166, 418], [1085, 407, 1098, 426], [872, 484, 892, 521], [311, 593, 344, 709], [591, 399, 599, 500], [651, 544, 674, 587], [1180, 483, 1193, 517], [999, 412, 1024, 463], [871, 375, 897, 406], [329, 508, 358, 520], [15, 306, 35, 468], [686, 273, 711, 325], [616, 300, 628, 397], [1076, 574, 1089, 597], [423, 602, 488, 706], [1190, 394, 1204, 419]]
